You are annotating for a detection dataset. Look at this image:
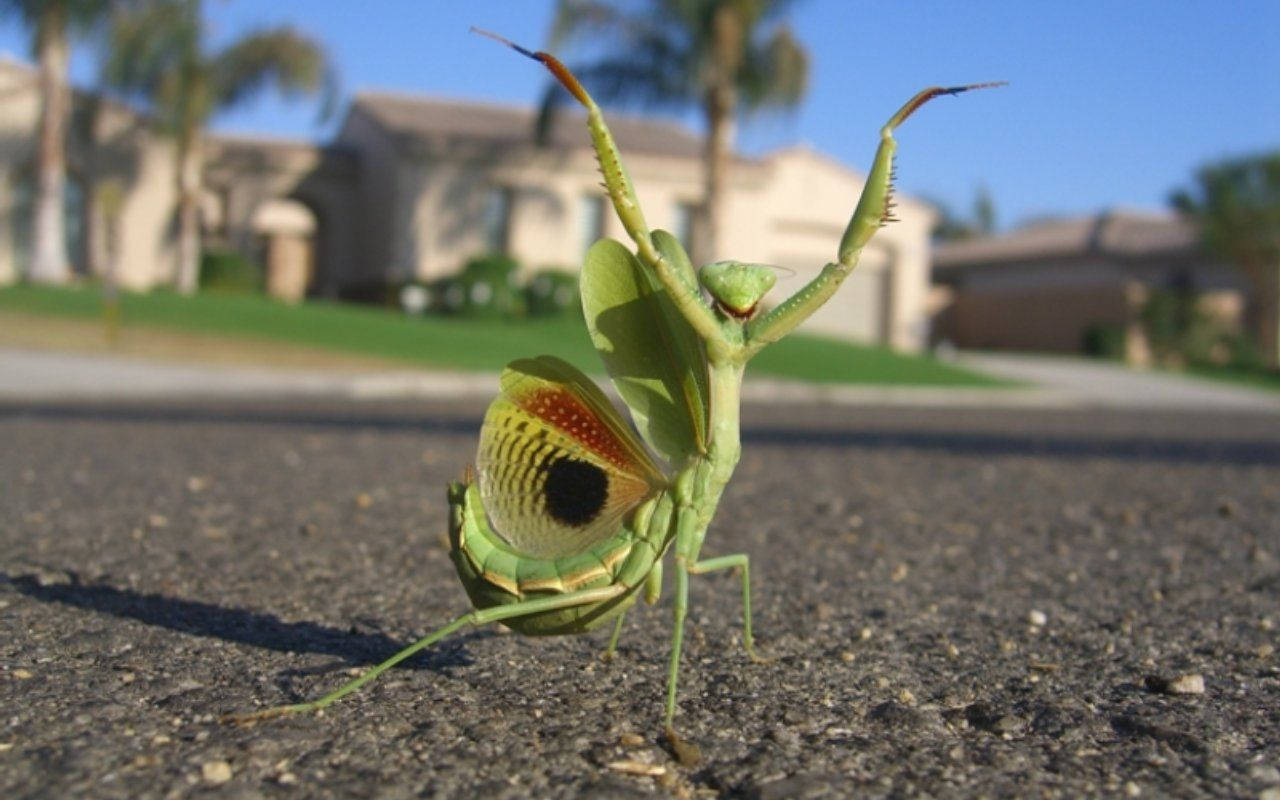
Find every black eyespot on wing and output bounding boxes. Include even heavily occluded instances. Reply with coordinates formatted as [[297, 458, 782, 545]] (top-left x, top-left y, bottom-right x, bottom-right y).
[[542, 457, 608, 527]]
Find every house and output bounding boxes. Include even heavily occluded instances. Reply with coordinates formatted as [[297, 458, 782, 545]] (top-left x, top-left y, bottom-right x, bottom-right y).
[[931, 210, 1247, 362], [1, 55, 938, 351]]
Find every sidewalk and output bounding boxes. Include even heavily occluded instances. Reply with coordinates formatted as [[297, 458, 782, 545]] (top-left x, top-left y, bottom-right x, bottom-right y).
[[2, 345, 1278, 412]]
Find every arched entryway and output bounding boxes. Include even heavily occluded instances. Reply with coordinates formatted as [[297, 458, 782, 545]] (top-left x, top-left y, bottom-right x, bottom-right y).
[[251, 197, 317, 302]]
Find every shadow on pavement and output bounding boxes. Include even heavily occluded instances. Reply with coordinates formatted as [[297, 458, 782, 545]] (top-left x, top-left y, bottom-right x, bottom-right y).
[[1, 571, 483, 680]]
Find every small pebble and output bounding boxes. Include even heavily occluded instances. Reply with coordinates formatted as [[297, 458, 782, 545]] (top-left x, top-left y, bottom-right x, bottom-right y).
[[1125, 781, 1141, 797], [1029, 610, 1048, 627], [607, 760, 665, 777], [12, 669, 33, 680], [201, 760, 232, 784], [1167, 673, 1205, 695], [1248, 765, 1280, 783], [355, 492, 373, 509], [186, 476, 208, 493], [1260, 788, 1280, 800], [1145, 673, 1205, 695]]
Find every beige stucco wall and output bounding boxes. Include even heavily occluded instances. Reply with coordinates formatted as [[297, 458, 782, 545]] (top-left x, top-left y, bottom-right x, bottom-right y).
[[357, 129, 937, 351], [0, 58, 42, 285], [100, 113, 179, 290], [0, 58, 179, 290]]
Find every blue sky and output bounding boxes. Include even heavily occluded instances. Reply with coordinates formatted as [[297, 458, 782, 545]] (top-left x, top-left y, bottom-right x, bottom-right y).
[[2, 1, 1277, 231]]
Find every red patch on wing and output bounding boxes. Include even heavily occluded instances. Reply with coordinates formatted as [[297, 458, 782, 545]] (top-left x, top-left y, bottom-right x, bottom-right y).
[[516, 387, 634, 471]]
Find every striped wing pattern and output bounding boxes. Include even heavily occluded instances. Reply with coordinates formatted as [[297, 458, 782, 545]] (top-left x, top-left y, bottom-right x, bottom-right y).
[[476, 356, 666, 560]]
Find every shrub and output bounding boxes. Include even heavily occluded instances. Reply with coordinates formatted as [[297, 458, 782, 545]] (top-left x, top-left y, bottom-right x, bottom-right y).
[[1082, 324, 1126, 360], [199, 249, 263, 294], [1139, 289, 1257, 369], [431, 253, 524, 318], [524, 268, 580, 316]]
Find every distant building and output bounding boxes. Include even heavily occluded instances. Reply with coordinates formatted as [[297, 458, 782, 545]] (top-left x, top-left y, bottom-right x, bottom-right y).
[[1, 56, 937, 350], [931, 210, 1247, 362]]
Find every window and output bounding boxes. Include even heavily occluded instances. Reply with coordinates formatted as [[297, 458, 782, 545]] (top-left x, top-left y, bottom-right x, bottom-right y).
[[673, 201, 698, 256], [9, 172, 87, 275], [481, 186, 513, 253], [579, 194, 605, 256], [10, 178, 31, 271]]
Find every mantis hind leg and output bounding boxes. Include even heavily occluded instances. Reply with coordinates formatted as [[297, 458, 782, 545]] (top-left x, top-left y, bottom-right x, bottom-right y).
[[689, 553, 768, 662], [662, 558, 701, 765], [224, 584, 626, 724], [601, 610, 627, 662], [603, 557, 664, 662], [660, 554, 768, 766]]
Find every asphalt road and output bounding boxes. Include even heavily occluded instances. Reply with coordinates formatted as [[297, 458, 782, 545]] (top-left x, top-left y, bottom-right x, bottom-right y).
[[2, 399, 1279, 799]]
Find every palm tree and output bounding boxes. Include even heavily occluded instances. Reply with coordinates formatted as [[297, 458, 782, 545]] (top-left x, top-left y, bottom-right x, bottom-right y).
[[544, 0, 808, 265], [1171, 152, 1280, 370], [103, 0, 332, 294], [2, 0, 112, 284]]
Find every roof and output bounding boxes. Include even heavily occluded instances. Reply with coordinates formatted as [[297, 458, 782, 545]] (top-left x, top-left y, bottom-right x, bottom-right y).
[[350, 91, 705, 158], [934, 210, 1202, 270]]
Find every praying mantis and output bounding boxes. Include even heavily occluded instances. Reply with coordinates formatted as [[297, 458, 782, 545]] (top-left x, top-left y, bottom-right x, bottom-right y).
[[230, 30, 1000, 761]]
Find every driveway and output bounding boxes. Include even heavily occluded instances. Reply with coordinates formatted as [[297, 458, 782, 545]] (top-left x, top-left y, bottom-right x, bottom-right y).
[[956, 351, 1280, 412]]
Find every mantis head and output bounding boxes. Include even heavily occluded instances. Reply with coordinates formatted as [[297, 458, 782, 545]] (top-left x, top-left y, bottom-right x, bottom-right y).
[[697, 261, 777, 319]]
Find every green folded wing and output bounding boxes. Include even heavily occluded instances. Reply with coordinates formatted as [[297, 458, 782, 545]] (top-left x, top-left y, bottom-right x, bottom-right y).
[[580, 234, 709, 467]]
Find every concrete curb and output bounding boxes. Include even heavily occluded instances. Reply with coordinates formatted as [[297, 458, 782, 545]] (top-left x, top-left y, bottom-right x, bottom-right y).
[[2, 346, 1278, 412]]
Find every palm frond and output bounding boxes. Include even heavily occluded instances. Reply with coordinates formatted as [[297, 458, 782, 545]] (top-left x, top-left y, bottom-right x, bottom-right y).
[[209, 28, 332, 116], [101, 0, 202, 134], [738, 23, 807, 112]]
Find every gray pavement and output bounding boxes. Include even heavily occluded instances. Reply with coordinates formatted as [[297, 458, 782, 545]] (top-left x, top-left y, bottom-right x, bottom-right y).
[[2, 399, 1278, 798], [3, 345, 1278, 411]]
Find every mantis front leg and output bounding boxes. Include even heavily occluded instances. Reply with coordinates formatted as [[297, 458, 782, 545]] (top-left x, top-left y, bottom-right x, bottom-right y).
[[745, 83, 1005, 354], [472, 28, 726, 349]]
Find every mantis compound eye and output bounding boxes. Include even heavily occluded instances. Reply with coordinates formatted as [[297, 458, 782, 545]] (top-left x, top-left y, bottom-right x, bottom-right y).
[[697, 261, 778, 318]]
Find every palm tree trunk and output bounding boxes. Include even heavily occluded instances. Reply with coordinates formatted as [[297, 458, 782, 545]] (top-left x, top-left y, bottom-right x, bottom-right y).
[[29, 4, 71, 284], [699, 85, 735, 265], [175, 132, 203, 294]]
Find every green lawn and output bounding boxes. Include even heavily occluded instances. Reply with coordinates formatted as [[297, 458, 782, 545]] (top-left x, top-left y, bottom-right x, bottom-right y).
[[1187, 364, 1280, 393], [0, 284, 1003, 386]]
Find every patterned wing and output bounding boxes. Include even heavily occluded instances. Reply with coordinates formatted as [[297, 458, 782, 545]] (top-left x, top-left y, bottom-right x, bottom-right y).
[[476, 356, 667, 560]]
